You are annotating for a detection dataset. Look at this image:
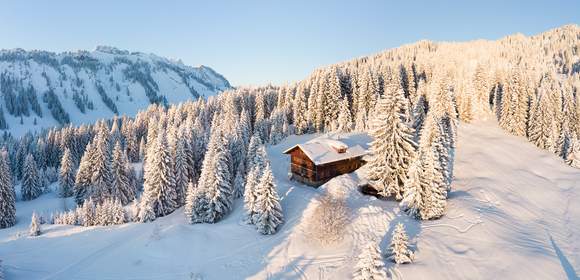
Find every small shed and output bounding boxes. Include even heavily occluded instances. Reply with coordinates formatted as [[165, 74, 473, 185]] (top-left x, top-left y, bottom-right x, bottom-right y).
[[283, 138, 367, 187]]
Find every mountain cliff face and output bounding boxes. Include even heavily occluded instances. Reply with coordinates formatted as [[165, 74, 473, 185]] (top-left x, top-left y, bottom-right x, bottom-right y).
[[0, 46, 231, 136]]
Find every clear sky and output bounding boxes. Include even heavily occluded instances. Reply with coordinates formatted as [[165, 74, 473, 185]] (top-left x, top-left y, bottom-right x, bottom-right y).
[[1, 0, 578, 86]]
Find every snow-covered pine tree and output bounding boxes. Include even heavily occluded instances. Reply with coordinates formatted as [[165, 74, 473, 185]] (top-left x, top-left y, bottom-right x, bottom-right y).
[[78, 198, 96, 226], [139, 131, 178, 222], [400, 155, 424, 219], [88, 128, 114, 204], [388, 223, 414, 264], [29, 212, 41, 236], [420, 146, 447, 220], [367, 87, 416, 200], [269, 109, 286, 145], [352, 241, 388, 280], [173, 135, 189, 206], [336, 97, 353, 133], [0, 150, 16, 229], [58, 148, 75, 198], [138, 137, 146, 162], [411, 92, 428, 142], [245, 133, 263, 173], [323, 68, 343, 131], [567, 137, 580, 168], [74, 141, 96, 205], [499, 69, 528, 137], [293, 84, 309, 134], [557, 127, 572, 160], [529, 87, 558, 150], [238, 109, 252, 149], [418, 110, 453, 189], [243, 145, 270, 222], [199, 125, 233, 223], [0, 106, 7, 130], [0, 259, 4, 280], [21, 153, 42, 201], [233, 160, 246, 199], [243, 165, 261, 224], [112, 142, 136, 205], [184, 181, 197, 221], [253, 165, 283, 234]]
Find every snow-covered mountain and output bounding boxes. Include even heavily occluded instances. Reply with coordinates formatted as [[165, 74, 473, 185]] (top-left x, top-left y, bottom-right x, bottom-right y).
[[0, 46, 231, 136]]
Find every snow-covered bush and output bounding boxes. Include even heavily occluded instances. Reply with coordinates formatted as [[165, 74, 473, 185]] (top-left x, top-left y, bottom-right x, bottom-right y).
[[95, 198, 126, 226], [353, 241, 388, 280], [388, 223, 414, 264], [52, 198, 126, 226], [29, 212, 41, 236], [305, 191, 349, 245]]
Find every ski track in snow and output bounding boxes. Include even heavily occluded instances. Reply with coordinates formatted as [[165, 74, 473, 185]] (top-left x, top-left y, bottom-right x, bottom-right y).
[[1, 121, 580, 279]]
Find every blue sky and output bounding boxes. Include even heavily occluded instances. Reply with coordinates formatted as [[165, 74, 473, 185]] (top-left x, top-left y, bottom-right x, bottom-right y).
[[1, 1, 578, 86]]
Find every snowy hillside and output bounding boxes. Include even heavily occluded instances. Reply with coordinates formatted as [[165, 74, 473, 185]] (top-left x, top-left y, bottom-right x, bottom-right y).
[[0, 46, 230, 136], [1, 121, 578, 279]]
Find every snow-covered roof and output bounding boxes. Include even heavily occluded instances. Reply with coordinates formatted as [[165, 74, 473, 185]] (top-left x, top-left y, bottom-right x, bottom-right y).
[[283, 137, 368, 165]]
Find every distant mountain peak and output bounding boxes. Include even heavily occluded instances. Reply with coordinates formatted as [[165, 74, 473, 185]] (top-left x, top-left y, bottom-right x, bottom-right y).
[[0, 47, 231, 136]]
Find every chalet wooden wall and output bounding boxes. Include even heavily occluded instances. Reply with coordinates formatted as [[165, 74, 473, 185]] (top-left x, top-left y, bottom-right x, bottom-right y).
[[287, 148, 365, 187]]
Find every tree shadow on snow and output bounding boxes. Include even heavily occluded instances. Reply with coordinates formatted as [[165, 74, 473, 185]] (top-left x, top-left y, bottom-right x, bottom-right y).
[[548, 233, 579, 280]]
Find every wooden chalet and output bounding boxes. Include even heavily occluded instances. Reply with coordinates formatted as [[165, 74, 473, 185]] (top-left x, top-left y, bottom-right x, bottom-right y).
[[283, 138, 367, 187]]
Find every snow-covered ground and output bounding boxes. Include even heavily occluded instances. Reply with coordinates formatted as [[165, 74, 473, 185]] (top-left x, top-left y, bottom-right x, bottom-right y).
[[1, 120, 579, 279]]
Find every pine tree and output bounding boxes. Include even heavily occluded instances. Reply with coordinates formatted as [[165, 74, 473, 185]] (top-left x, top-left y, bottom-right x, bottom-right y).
[[22, 153, 42, 201], [245, 134, 263, 172], [336, 97, 353, 133], [112, 142, 136, 205], [198, 126, 233, 223], [499, 70, 528, 137], [269, 109, 286, 145], [243, 165, 261, 224], [232, 161, 246, 199], [88, 129, 114, 204], [184, 181, 197, 221], [420, 146, 447, 220], [74, 141, 96, 205], [567, 137, 580, 168], [367, 88, 416, 200], [58, 148, 75, 197], [411, 93, 428, 142], [529, 88, 558, 150], [0, 106, 7, 130], [293, 84, 309, 134], [0, 150, 16, 229], [29, 212, 41, 237], [388, 223, 414, 264], [78, 198, 96, 226], [352, 242, 388, 280], [138, 137, 146, 162], [557, 128, 572, 160], [323, 68, 343, 131], [173, 136, 189, 206], [400, 156, 424, 219], [253, 165, 283, 234], [139, 132, 178, 222], [420, 112, 453, 189]]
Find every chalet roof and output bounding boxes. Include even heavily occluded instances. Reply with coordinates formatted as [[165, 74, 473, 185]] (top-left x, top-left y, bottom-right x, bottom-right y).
[[283, 138, 368, 165]]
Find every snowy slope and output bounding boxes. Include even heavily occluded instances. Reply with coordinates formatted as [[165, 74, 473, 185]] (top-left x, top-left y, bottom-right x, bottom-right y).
[[0, 47, 231, 136], [1, 121, 579, 279]]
